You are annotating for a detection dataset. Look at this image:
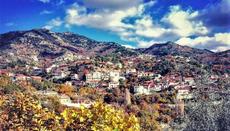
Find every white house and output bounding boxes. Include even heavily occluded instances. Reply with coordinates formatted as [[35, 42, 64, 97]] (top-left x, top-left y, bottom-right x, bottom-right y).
[[176, 87, 193, 100], [184, 77, 195, 85], [36, 91, 58, 96], [86, 71, 102, 83], [134, 86, 150, 95], [71, 74, 79, 80], [60, 94, 93, 108], [126, 68, 136, 74], [138, 71, 154, 77], [59, 94, 72, 104], [32, 67, 43, 75], [14, 74, 29, 81], [150, 85, 162, 92], [56, 52, 76, 62], [108, 82, 119, 88], [109, 71, 120, 82], [53, 71, 69, 79], [102, 73, 110, 81], [153, 74, 162, 81]]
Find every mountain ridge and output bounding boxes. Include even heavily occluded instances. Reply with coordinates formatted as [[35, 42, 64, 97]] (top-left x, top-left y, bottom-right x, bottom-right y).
[[0, 29, 229, 67], [1, 29, 227, 53], [137, 41, 214, 57]]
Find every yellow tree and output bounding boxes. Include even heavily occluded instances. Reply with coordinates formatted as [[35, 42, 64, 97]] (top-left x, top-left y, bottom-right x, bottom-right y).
[[58, 84, 74, 96], [61, 102, 140, 131], [0, 92, 61, 130]]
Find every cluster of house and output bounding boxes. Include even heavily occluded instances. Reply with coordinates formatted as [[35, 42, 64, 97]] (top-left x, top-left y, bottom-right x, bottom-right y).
[[0, 69, 42, 82], [1, 53, 229, 103], [133, 74, 196, 99], [36, 90, 93, 108], [54, 52, 90, 64], [84, 70, 123, 88]]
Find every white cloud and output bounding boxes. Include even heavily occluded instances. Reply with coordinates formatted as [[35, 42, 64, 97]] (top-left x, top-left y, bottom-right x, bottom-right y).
[[65, 1, 156, 45], [121, 44, 136, 49], [137, 40, 154, 48], [130, 5, 211, 48], [65, 2, 143, 32], [126, 5, 208, 43], [38, 0, 50, 3], [176, 33, 230, 52], [40, 10, 53, 15], [44, 17, 63, 29], [215, 33, 230, 44], [137, 40, 165, 48], [162, 5, 208, 37], [63, 1, 228, 51], [134, 15, 169, 38]]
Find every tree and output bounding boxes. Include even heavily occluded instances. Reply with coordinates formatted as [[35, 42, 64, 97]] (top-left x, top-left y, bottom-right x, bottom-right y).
[[0, 93, 61, 130], [184, 96, 230, 131], [0, 75, 24, 94], [58, 84, 74, 96], [61, 102, 140, 130], [0, 93, 140, 130], [153, 60, 175, 76]]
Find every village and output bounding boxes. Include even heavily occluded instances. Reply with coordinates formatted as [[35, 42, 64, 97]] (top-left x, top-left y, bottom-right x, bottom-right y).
[[0, 53, 228, 116]]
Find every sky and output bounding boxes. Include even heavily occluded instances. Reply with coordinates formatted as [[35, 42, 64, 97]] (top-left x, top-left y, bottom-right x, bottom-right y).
[[0, 0, 230, 52]]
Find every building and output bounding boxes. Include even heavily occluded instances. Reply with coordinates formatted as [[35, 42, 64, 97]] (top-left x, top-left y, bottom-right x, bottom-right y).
[[53, 71, 69, 79], [153, 74, 162, 81], [61, 94, 93, 108], [71, 74, 79, 80], [36, 91, 58, 96], [14, 74, 29, 81], [32, 67, 43, 76], [126, 68, 136, 74], [85, 71, 102, 83], [0, 69, 14, 77], [176, 86, 193, 100], [184, 77, 195, 85], [134, 85, 150, 95], [109, 71, 120, 82], [59, 94, 72, 104], [137, 71, 154, 77], [108, 82, 119, 88], [31, 76, 42, 82]]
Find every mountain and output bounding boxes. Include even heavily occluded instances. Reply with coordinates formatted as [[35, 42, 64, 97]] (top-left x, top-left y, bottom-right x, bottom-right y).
[[136, 41, 214, 58], [0, 29, 229, 68], [215, 49, 230, 57], [200, 49, 230, 65], [0, 29, 137, 66], [138, 42, 230, 71]]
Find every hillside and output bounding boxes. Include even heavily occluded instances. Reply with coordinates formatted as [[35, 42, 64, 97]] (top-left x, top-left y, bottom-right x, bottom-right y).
[[200, 49, 230, 67], [136, 41, 214, 58], [0, 29, 137, 66], [0, 29, 229, 68]]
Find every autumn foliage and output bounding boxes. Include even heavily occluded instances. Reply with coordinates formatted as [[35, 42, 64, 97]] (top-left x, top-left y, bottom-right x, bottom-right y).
[[58, 84, 74, 96], [0, 92, 140, 130]]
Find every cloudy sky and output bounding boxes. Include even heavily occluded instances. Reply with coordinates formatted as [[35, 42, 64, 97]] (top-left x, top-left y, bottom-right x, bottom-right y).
[[0, 0, 230, 51]]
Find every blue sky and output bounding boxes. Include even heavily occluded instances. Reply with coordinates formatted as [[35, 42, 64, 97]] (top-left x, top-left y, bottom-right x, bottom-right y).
[[0, 0, 229, 51]]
